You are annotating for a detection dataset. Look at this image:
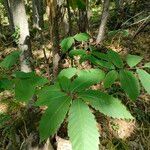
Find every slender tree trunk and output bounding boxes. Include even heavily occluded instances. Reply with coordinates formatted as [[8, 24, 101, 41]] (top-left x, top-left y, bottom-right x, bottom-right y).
[[47, 0, 61, 79], [32, 0, 44, 29], [78, 9, 88, 32], [96, 0, 110, 44], [3, 0, 15, 32], [66, 0, 72, 35], [10, 0, 33, 72], [78, 0, 89, 32]]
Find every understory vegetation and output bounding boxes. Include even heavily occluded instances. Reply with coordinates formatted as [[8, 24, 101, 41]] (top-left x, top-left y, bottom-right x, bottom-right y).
[[0, 0, 150, 150]]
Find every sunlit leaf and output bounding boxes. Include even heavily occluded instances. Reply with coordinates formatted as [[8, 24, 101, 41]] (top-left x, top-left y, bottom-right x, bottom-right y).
[[104, 70, 118, 88], [36, 85, 65, 106], [59, 76, 71, 92], [74, 33, 90, 42], [68, 99, 99, 150], [39, 96, 71, 141], [70, 69, 105, 92], [143, 62, 150, 68], [107, 50, 124, 68], [126, 54, 143, 67], [69, 49, 86, 57], [60, 37, 74, 52], [79, 90, 133, 119], [57, 68, 77, 79], [137, 69, 150, 94], [119, 70, 140, 100]]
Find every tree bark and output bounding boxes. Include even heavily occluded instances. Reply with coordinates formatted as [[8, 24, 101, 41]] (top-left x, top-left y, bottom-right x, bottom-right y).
[[78, 0, 89, 32], [66, 0, 72, 35], [96, 0, 110, 44], [47, 0, 61, 79], [10, 0, 33, 72], [32, 0, 44, 29], [3, 0, 15, 32]]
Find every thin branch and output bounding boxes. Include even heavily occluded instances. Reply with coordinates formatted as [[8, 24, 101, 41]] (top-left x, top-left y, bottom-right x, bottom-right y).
[[121, 11, 144, 27]]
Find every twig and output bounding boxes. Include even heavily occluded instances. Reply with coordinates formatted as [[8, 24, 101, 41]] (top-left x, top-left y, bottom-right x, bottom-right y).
[[132, 20, 150, 39], [128, 15, 150, 27], [121, 11, 144, 27]]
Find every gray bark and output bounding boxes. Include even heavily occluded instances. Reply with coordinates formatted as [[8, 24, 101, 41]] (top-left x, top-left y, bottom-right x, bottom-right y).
[[3, 0, 15, 32], [10, 0, 33, 72], [32, 0, 44, 29], [96, 0, 110, 44]]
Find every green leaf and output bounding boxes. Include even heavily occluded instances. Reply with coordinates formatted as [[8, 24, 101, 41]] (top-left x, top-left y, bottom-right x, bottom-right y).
[[136, 69, 150, 94], [104, 70, 118, 88], [92, 51, 109, 61], [39, 96, 71, 141], [0, 51, 20, 69], [59, 76, 71, 92], [36, 85, 65, 106], [0, 78, 13, 90], [126, 54, 143, 67], [69, 49, 86, 57], [79, 54, 90, 63], [143, 62, 150, 68], [78, 90, 133, 119], [58, 68, 77, 79], [119, 70, 140, 100], [60, 37, 74, 52], [15, 79, 35, 102], [88, 55, 115, 69], [69, 0, 86, 9], [14, 71, 35, 79], [30, 76, 49, 86], [68, 99, 99, 150], [74, 33, 90, 42], [70, 69, 105, 92], [15, 71, 48, 86], [107, 50, 124, 68], [76, 0, 86, 9]]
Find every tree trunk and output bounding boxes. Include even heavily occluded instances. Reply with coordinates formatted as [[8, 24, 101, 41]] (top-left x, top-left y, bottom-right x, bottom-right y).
[[78, 0, 89, 33], [10, 0, 33, 72], [96, 0, 110, 44], [78, 9, 88, 32], [3, 0, 15, 32], [32, 0, 44, 29], [66, 0, 72, 35], [47, 0, 61, 79]]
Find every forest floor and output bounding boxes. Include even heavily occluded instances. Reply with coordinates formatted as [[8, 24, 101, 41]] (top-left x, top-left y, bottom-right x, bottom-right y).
[[0, 22, 150, 150]]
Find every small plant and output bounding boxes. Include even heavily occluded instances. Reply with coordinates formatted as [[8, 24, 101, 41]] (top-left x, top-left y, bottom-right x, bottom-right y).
[[36, 67, 133, 150], [12, 26, 20, 44], [0, 33, 150, 150], [60, 33, 150, 100]]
